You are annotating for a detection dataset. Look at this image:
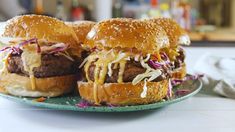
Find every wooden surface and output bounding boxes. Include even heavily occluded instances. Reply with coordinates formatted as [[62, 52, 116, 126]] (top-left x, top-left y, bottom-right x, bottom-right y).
[[189, 30, 235, 42]]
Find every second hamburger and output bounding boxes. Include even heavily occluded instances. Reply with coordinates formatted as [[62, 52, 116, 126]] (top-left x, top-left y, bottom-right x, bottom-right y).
[[0, 15, 82, 97], [78, 18, 172, 105]]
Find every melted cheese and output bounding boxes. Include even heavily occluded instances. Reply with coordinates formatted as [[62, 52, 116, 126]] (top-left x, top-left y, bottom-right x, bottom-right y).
[[0, 39, 43, 90], [81, 49, 165, 103], [93, 66, 100, 104], [156, 52, 162, 61], [117, 60, 126, 83], [21, 45, 41, 90], [97, 62, 108, 84], [107, 52, 126, 77], [95, 51, 126, 104], [29, 75, 36, 90], [84, 58, 93, 82], [113, 63, 118, 69], [163, 48, 179, 61], [82, 50, 131, 104]]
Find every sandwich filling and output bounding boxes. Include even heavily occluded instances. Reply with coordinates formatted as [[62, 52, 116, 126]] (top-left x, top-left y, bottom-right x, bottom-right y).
[[0, 38, 75, 90], [162, 46, 185, 72], [79, 49, 172, 104]]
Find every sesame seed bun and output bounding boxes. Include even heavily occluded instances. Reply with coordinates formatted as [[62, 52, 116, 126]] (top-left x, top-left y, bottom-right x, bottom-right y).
[[77, 79, 169, 105], [84, 18, 169, 54], [2, 15, 82, 57], [0, 71, 76, 97], [66, 21, 96, 43], [148, 18, 190, 47]]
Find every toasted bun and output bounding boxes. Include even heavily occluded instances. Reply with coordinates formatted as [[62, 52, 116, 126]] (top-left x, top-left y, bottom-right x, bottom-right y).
[[0, 71, 76, 97], [148, 18, 190, 47], [66, 21, 95, 43], [172, 64, 187, 79], [2, 15, 82, 56], [0, 86, 7, 94], [84, 18, 169, 54], [77, 80, 169, 105]]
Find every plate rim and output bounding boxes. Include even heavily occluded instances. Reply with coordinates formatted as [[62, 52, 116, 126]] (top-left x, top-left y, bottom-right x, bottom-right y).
[[0, 79, 203, 112]]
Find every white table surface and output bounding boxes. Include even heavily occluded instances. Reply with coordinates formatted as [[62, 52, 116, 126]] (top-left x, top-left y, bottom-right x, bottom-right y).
[[1, 47, 235, 132]]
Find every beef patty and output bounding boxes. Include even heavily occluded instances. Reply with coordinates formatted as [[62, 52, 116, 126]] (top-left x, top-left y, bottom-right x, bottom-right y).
[[7, 53, 76, 78], [85, 60, 170, 83]]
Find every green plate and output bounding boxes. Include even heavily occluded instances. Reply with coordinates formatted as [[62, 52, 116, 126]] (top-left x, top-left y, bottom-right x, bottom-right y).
[[0, 79, 202, 112]]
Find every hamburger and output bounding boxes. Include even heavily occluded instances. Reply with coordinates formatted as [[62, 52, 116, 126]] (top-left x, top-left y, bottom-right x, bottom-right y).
[[148, 18, 190, 79], [0, 15, 82, 97], [78, 18, 172, 105]]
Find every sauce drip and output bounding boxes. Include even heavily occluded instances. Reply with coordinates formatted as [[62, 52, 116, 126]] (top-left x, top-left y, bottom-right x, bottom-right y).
[[21, 45, 41, 90], [83, 50, 130, 104]]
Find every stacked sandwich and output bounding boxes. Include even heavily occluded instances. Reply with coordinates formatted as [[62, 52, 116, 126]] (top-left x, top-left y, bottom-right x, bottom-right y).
[[0, 15, 94, 97], [0, 15, 190, 106]]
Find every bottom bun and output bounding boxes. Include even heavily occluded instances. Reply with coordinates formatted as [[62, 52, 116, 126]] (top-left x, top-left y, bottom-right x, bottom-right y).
[[0, 72, 76, 97], [77, 80, 169, 106], [0, 87, 7, 94], [172, 64, 187, 79]]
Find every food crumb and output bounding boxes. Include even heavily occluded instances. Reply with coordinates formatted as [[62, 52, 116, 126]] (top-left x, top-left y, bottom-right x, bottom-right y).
[[34, 97, 46, 102]]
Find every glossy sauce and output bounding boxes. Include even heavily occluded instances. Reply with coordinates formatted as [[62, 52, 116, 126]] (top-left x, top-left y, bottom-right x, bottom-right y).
[[82, 50, 165, 103], [21, 45, 41, 90]]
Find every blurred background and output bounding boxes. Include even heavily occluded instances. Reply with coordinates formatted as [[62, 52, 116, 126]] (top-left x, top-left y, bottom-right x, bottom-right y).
[[0, 0, 235, 43]]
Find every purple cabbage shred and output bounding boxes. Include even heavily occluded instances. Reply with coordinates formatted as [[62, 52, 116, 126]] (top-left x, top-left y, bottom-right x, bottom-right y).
[[175, 89, 191, 96], [76, 100, 92, 108]]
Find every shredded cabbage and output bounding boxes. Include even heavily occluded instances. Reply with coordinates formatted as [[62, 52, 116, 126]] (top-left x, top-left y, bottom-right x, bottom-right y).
[[107, 52, 126, 77], [132, 57, 162, 85], [144, 54, 151, 62], [171, 74, 204, 86], [57, 52, 74, 61], [148, 60, 163, 69], [134, 54, 140, 61], [175, 89, 190, 96], [41, 43, 68, 54], [167, 79, 173, 98], [79, 56, 89, 68], [76, 100, 92, 108]]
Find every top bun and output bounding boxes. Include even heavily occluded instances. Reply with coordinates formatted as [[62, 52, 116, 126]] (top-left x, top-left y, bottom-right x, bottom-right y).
[[84, 18, 169, 54], [66, 21, 95, 43], [148, 18, 190, 47], [2, 15, 82, 56]]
